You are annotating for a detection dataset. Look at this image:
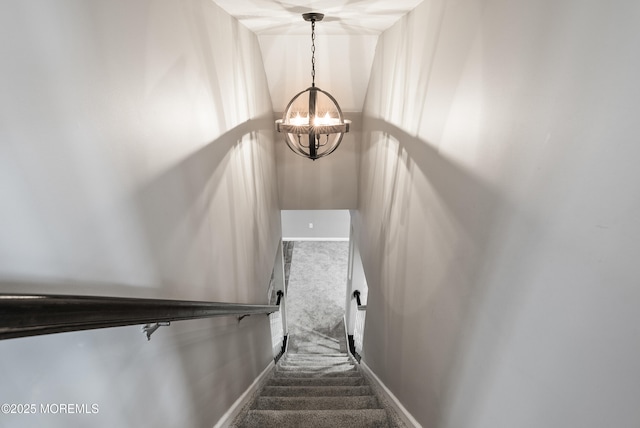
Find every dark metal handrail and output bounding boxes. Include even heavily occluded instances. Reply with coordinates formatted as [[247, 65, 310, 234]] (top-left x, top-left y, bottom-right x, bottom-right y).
[[0, 293, 279, 340], [352, 290, 367, 311], [272, 290, 287, 363]]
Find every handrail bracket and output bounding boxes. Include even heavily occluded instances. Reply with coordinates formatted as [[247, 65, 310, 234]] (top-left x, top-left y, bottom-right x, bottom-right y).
[[142, 321, 171, 341]]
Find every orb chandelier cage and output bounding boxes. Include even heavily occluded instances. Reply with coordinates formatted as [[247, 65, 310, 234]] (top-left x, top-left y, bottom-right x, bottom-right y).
[[275, 12, 351, 161]]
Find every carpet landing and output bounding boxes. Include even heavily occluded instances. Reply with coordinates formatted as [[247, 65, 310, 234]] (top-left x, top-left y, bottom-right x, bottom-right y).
[[234, 353, 391, 427], [285, 241, 349, 354]]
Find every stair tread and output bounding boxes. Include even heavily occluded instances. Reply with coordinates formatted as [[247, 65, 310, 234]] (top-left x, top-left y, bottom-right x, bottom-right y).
[[241, 409, 389, 428]]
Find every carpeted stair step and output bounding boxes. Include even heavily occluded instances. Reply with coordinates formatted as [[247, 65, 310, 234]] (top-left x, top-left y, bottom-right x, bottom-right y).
[[234, 352, 394, 427], [276, 366, 357, 371], [278, 361, 356, 369], [267, 376, 366, 387], [283, 355, 351, 359], [285, 352, 350, 357], [284, 354, 351, 360], [279, 358, 355, 365], [283, 355, 351, 362], [281, 359, 353, 365], [241, 409, 389, 428], [254, 395, 380, 410], [260, 385, 373, 397], [274, 368, 360, 377], [280, 360, 353, 366]]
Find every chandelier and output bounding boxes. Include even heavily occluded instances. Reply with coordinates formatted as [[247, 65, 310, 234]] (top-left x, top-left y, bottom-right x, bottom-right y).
[[275, 13, 351, 161]]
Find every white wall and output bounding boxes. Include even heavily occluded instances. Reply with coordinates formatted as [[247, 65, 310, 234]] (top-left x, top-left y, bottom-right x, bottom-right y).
[[258, 35, 378, 113], [281, 210, 350, 240], [357, 1, 640, 427], [0, 1, 280, 427], [275, 112, 360, 210]]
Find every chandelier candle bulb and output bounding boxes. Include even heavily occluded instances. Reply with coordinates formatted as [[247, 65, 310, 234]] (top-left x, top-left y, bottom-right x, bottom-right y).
[[290, 113, 308, 126]]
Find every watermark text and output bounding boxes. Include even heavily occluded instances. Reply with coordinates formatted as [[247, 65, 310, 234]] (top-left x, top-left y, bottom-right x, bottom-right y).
[[1, 403, 99, 415]]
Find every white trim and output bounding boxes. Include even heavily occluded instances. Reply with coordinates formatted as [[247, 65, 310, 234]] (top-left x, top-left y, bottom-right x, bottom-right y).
[[360, 360, 422, 428], [282, 237, 349, 241], [212, 360, 275, 428]]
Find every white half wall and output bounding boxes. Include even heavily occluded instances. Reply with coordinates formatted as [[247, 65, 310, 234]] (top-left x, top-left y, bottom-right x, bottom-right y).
[[357, 1, 640, 427], [0, 1, 280, 427]]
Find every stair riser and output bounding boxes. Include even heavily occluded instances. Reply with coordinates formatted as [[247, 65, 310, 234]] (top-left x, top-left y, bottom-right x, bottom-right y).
[[281, 362, 353, 368], [278, 361, 355, 367], [284, 353, 349, 357], [254, 396, 380, 410], [283, 357, 351, 362], [276, 367, 357, 373], [274, 370, 360, 378], [260, 386, 373, 397], [268, 377, 366, 387], [283, 355, 350, 361]]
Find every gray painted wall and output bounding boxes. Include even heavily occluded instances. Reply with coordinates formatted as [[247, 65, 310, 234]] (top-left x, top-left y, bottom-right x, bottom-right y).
[[276, 113, 360, 210], [356, 1, 640, 427], [281, 210, 350, 240], [0, 1, 280, 427]]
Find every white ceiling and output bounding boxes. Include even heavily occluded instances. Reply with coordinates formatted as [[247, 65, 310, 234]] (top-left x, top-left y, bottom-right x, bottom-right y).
[[211, 0, 425, 35], [211, 0, 425, 112]]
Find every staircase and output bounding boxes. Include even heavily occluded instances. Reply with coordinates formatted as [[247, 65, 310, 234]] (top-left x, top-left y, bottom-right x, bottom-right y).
[[235, 352, 392, 427]]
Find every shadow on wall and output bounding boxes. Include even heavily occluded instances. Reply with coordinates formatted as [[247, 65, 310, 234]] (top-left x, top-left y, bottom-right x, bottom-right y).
[[135, 115, 275, 301], [363, 116, 513, 243], [359, 116, 542, 425]]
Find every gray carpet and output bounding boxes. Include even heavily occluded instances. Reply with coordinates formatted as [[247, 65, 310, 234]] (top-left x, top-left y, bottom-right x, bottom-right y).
[[285, 241, 349, 354], [235, 353, 391, 427]]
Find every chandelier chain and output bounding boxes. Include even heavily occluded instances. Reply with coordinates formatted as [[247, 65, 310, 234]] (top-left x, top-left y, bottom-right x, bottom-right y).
[[311, 19, 316, 86]]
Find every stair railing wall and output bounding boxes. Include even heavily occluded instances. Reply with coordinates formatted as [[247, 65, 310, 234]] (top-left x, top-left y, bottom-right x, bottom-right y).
[[349, 290, 366, 361], [354, 306, 366, 356], [345, 224, 369, 362], [270, 290, 288, 361]]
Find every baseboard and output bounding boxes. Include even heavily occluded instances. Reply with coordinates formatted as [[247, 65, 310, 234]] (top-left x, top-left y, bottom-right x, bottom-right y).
[[212, 360, 275, 428], [360, 360, 422, 428]]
